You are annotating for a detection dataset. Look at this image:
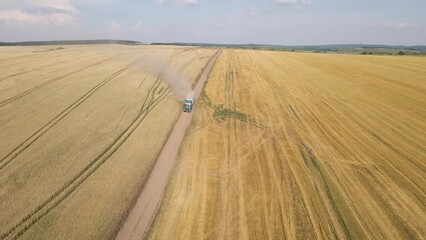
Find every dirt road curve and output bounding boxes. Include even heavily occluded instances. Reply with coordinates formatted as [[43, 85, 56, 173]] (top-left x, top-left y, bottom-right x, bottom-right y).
[[115, 50, 220, 240]]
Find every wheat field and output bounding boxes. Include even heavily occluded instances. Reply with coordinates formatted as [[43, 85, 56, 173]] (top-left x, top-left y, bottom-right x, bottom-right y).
[[148, 49, 426, 239], [0, 45, 216, 240]]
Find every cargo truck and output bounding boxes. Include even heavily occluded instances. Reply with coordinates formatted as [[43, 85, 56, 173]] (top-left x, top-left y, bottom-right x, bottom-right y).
[[183, 91, 195, 113]]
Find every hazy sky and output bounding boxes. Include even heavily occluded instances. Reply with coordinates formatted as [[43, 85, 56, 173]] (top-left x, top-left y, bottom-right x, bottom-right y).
[[0, 0, 425, 45]]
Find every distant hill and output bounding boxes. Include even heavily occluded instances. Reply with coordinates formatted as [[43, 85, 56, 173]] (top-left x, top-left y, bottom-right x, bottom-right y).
[[152, 42, 426, 54], [0, 39, 142, 46], [1, 40, 424, 55]]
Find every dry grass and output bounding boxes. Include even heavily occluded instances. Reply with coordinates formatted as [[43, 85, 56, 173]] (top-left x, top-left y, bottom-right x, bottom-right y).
[[0, 44, 216, 240], [148, 49, 426, 239]]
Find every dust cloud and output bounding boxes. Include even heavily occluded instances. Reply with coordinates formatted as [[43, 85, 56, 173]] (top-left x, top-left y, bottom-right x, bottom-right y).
[[100, 48, 192, 102], [142, 59, 191, 102]]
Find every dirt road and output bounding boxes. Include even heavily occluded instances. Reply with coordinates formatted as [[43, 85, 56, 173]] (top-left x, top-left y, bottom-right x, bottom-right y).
[[115, 50, 220, 240]]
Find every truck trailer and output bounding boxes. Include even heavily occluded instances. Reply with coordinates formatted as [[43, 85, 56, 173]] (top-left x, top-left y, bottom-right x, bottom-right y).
[[183, 91, 195, 113]]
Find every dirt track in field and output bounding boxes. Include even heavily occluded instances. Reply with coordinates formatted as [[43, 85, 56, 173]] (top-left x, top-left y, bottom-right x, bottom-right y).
[[115, 50, 220, 240]]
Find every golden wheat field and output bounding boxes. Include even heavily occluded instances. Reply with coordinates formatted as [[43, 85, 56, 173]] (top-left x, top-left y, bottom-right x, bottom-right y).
[[148, 49, 426, 239], [0, 44, 216, 240]]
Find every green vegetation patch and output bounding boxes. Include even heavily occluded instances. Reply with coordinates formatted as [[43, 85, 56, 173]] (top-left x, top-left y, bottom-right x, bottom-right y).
[[201, 90, 264, 128], [299, 142, 352, 240]]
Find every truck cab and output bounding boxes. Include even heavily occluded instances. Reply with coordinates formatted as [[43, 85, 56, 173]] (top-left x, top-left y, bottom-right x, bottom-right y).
[[183, 99, 193, 112], [183, 91, 195, 113]]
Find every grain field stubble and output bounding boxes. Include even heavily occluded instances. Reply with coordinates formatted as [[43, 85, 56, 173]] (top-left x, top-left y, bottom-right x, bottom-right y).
[[148, 49, 426, 240], [0, 45, 216, 240]]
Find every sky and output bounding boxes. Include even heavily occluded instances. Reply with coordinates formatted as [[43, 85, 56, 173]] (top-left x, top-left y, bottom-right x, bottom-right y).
[[0, 0, 425, 45]]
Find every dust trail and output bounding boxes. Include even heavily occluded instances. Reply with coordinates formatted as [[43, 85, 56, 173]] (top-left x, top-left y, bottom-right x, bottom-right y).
[[142, 60, 191, 102], [100, 47, 192, 102]]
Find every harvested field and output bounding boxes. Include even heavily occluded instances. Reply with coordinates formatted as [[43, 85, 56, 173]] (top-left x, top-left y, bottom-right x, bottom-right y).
[[0, 45, 216, 240], [148, 49, 426, 239]]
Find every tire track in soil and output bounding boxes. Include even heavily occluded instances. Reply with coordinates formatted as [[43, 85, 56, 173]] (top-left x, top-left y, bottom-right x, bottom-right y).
[[0, 50, 183, 240], [224, 50, 234, 238], [0, 52, 100, 69], [1, 74, 169, 240], [0, 53, 102, 82], [0, 62, 134, 170], [0, 54, 45, 64], [0, 50, 78, 64], [0, 64, 59, 82], [0, 56, 116, 108], [229, 51, 249, 239]]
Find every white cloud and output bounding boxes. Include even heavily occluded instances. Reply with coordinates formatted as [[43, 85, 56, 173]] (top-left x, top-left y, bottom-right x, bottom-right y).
[[211, 21, 225, 27], [0, 0, 77, 26], [156, 0, 199, 6], [369, 22, 419, 28], [29, 0, 77, 13], [275, 0, 311, 5], [0, 10, 44, 25], [107, 20, 121, 32], [134, 21, 142, 30]]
